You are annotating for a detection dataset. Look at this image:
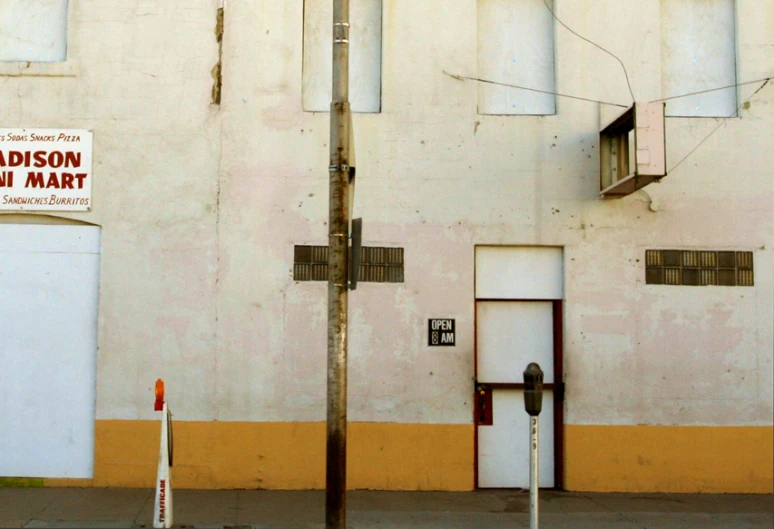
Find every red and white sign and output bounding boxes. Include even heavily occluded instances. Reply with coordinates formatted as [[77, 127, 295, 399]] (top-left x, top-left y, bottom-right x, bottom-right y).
[[0, 128, 93, 211]]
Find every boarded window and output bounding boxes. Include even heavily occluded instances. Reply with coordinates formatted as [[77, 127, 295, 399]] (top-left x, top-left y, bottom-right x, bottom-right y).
[[0, 224, 100, 478], [477, 0, 556, 115], [302, 0, 382, 113], [0, 1, 68, 62], [661, 0, 737, 117], [475, 246, 563, 299]]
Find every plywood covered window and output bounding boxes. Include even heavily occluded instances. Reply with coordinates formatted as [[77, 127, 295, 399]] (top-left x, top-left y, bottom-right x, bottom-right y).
[[0, 1, 68, 62], [302, 0, 382, 113], [0, 224, 100, 478], [477, 0, 556, 115], [661, 0, 737, 117]]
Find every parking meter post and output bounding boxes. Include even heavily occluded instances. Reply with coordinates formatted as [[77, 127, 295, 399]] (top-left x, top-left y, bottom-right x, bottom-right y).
[[529, 415, 539, 529], [523, 363, 544, 529]]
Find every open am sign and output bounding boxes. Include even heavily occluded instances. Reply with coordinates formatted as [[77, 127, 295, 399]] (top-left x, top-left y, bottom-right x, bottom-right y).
[[428, 319, 455, 346]]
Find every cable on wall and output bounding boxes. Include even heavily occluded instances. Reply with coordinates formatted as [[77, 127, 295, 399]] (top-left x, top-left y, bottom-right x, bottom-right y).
[[651, 77, 773, 103], [668, 79, 770, 174], [443, 71, 629, 108], [541, 0, 636, 103]]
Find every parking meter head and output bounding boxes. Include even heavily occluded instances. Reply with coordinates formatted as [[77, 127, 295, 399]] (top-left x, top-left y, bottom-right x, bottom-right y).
[[523, 362, 544, 416]]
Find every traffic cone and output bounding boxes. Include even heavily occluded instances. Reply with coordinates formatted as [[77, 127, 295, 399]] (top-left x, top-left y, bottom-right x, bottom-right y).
[[153, 379, 173, 529]]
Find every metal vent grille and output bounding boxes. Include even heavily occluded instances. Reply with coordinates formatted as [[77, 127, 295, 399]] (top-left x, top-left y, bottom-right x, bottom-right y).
[[293, 245, 404, 283], [645, 250, 753, 287]]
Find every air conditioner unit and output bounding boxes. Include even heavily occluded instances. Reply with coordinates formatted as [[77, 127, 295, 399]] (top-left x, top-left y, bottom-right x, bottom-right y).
[[600, 102, 666, 198]]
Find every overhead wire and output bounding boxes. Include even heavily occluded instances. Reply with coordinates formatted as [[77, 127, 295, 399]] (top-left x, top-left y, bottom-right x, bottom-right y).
[[651, 77, 772, 103], [442, 71, 629, 108], [541, 0, 636, 103], [668, 79, 770, 175]]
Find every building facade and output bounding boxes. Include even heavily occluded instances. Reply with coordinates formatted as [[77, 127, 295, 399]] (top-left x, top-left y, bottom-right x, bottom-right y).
[[0, 0, 771, 492]]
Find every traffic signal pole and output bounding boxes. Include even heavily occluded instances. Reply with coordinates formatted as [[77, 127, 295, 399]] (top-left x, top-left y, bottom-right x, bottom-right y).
[[326, 0, 351, 528]]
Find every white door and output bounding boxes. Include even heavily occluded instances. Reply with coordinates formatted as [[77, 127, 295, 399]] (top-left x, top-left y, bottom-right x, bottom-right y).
[[0, 224, 101, 478], [474, 245, 563, 489], [476, 301, 555, 488]]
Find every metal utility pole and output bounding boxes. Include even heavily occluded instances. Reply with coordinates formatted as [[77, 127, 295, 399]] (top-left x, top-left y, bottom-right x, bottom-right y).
[[326, 0, 351, 527]]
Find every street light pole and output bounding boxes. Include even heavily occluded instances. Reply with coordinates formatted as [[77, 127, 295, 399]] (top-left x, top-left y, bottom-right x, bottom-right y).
[[326, 0, 351, 528]]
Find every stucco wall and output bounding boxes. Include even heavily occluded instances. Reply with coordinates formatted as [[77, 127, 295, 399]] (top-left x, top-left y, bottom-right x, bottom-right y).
[[0, 0, 771, 490], [213, 0, 772, 427]]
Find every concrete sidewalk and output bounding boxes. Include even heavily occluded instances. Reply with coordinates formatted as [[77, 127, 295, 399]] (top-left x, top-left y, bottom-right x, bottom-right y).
[[0, 487, 770, 529]]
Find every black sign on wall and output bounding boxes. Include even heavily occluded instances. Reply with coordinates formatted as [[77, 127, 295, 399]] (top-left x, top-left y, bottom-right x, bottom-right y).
[[428, 319, 455, 346]]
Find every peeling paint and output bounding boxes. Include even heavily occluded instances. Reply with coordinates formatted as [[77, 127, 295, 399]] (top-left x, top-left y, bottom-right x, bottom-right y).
[[211, 7, 224, 105]]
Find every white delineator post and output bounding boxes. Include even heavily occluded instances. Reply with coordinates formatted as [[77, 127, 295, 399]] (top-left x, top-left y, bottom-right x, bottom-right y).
[[153, 379, 173, 529]]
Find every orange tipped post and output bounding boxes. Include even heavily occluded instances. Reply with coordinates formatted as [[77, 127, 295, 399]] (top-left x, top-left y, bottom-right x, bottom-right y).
[[154, 379, 164, 411], [153, 379, 173, 528]]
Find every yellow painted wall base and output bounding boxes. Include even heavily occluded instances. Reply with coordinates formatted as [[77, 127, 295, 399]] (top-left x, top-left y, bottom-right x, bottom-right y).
[[44, 420, 474, 490], [33, 422, 774, 493], [565, 425, 773, 493]]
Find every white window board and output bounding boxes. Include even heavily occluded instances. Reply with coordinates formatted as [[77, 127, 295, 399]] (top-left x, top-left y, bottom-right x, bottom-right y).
[[475, 246, 564, 299], [0, 1, 68, 62], [661, 0, 737, 117], [477, 0, 556, 115], [302, 0, 382, 113]]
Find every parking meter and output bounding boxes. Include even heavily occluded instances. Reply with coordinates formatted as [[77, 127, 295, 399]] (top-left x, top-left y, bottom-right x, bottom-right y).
[[523, 362, 544, 416], [523, 362, 544, 529]]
